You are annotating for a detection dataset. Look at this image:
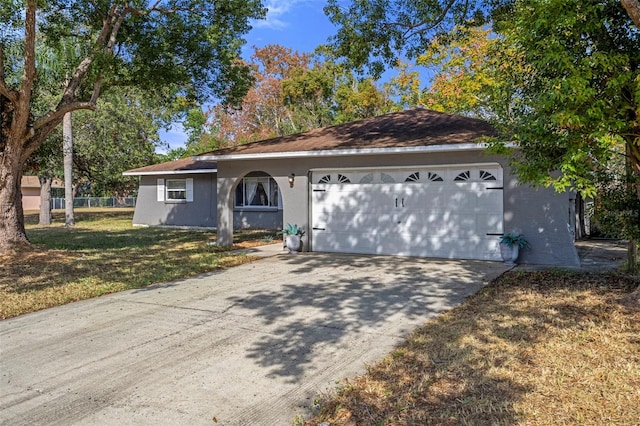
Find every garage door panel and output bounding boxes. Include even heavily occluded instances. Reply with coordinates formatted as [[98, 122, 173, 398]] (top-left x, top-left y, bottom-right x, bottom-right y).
[[313, 187, 399, 214], [311, 165, 504, 260], [313, 231, 403, 255], [314, 212, 398, 230], [477, 190, 503, 208], [392, 234, 500, 260], [476, 213, 504, 234], [312, 200, 397, 219], [399, 212, 479, 234]]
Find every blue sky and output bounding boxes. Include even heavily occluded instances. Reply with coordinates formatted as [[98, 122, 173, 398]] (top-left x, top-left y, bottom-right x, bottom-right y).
[[160, 0, 339, 151], [248, 0, 337, 53]]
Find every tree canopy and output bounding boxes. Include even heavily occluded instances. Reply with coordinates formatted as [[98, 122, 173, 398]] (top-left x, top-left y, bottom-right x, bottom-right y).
[[0, 0, 266, 251], [323, 0, 499, 77], [495, 0, 639, 197], [201, 45, 396, 149]]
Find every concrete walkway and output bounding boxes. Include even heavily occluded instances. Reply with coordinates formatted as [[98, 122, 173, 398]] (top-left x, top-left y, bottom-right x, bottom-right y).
[[0, 250, 509, 425], [574, 239, 626, 271]]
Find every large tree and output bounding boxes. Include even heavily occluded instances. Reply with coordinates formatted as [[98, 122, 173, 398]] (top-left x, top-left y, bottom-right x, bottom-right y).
[[491, 1, 639, 192], [324, 0, 640, 74], [323, 0, 495, 77], [208, 44, 312, 144], [72, 87, 167, 197], [0, 0, 265, 252], [495, 0, 639, 277]]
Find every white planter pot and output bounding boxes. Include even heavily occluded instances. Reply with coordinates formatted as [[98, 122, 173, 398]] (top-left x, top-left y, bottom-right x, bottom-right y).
[[500, 243, 520, 265], [285, 235, 301, 254]]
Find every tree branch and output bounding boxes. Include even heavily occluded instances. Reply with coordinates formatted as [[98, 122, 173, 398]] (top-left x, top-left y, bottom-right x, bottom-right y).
[[63, 4, 128, 103], [621, 0, 640, 27], [34, 100, 96, 134], [379, 0, 458, 40], [0, 80, 18, 103], [12, 0, 38, 132], [88, 0, 105, 19]]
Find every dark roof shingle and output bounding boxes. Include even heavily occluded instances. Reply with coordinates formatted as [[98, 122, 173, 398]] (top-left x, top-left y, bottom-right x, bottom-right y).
[[199, 108, 495, 158]]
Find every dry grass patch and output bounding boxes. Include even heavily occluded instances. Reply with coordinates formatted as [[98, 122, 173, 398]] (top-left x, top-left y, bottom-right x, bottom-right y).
[[306, 271, 640, 426], [0, 209, 279, 319]]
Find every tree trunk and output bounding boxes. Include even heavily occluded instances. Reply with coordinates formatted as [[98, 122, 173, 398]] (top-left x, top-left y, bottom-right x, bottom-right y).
[[627, 239, 638, 273], [623, 135, 640, 307], [38, 176, 52, 225], [575, 194, 586, 239], [63, 111, 75, 226], [0, 143, 30, 251], [621, 0, 640, 27]]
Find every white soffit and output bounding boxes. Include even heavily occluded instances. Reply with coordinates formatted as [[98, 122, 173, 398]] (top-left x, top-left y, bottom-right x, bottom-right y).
[[122, 169, 217, 176], [193, 143, 502, 161]]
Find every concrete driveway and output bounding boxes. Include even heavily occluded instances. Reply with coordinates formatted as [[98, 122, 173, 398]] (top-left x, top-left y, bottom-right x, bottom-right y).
[[0, 249, 509, 425]]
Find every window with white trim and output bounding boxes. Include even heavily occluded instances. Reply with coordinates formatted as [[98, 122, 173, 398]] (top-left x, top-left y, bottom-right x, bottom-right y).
[[235, 177, 279, 208], [166, 179, 187, 201], [157, 178, 193, 203]]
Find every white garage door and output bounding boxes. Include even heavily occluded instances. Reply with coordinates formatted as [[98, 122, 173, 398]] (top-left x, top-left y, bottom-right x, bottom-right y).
[[311, 165, 504, 260]]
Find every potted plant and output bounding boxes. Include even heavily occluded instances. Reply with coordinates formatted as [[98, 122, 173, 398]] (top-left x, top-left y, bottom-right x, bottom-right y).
[[281, 223, 305, 254], [499, 232, 530, 265]]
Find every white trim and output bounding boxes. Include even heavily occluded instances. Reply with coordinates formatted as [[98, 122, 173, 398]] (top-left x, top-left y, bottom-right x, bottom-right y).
[[157, 178, 165, 202], [233, 206, 279, 212], [123, 169, 216, 176], [186, 178, 194, 202], [133, 224, 217, 231], [165, 178, 193, 202], [194, 143, 494, 161], [309, 162, 502, 174]]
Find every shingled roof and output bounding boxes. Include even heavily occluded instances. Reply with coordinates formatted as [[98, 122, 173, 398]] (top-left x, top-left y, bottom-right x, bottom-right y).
[[123, 157, 217, 175], [197, 108, 496, 159]]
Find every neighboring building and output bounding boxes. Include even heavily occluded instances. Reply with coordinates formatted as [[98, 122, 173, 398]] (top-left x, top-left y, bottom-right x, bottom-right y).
[[21, 176, 63, 211], [126, 108, 580, 266]]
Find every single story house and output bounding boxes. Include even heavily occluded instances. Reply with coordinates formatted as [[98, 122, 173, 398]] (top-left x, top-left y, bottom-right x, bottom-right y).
[[125, 108, 580, 266], [21, 176, 64, 211]]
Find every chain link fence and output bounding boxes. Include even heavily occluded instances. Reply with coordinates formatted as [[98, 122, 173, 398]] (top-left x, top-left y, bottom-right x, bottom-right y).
[[51, 197, 136, 210]]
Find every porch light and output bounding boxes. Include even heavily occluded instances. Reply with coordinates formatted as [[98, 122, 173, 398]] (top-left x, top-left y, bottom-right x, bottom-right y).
[[288, 173, 295, 188]]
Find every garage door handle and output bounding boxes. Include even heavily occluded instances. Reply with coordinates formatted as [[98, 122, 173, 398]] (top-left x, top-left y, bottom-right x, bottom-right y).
[[486, 233, 504, 236], [313, 227, 326, 231], [402, 198, 405, 207], [395, 198, 398, 208], [486, 187, 503, 190]]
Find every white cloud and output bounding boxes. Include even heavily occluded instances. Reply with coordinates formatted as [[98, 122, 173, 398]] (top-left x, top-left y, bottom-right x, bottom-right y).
[[253, 0, 305, 30]]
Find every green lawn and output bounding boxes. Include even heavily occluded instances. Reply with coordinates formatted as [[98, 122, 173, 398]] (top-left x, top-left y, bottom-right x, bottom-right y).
[[0, 208, 278, 319]]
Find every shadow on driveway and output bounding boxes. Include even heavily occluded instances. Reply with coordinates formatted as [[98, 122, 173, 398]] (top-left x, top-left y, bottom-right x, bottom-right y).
[[226, 253, 508, 383]]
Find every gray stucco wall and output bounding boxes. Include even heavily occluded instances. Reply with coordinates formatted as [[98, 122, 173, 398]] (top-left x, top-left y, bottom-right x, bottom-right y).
[[216, 150, 580, 266], [233, 209, 283, 230], [133, 173, 282, 230], [133, 174, 217, 228], [503, 168, 579, 266]]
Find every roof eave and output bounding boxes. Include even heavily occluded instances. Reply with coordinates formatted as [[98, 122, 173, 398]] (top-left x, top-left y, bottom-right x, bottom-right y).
[[194, 143, 500, 162], [122, 169, 217, 176]]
